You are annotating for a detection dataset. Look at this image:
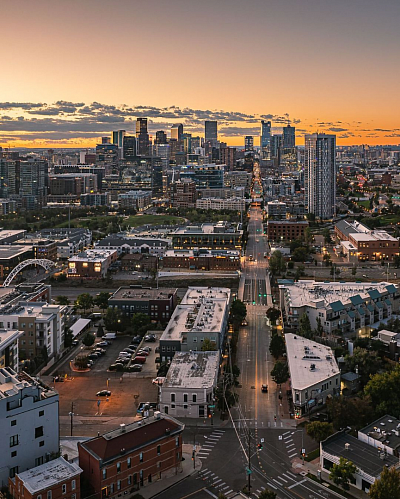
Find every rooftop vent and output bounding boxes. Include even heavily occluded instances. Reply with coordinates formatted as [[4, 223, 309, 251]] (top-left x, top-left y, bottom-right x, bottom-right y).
[[310, 364, 316, 371], [120, 424, 126, 433], [165, 428, 170, 435], [345, 443, 350, 451]]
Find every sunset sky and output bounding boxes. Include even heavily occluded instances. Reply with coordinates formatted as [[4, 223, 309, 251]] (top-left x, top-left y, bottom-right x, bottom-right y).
[[1, 0, 400, 148]]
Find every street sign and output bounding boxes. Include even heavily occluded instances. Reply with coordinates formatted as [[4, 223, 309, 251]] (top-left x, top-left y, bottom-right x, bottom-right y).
[[246, 468, 252, 475], [261, 438, 264, 443], [278, 435, 283, 440], [301, 448, 306, 454], [97, 400, 101, 407], [208, 405, 215, 409]]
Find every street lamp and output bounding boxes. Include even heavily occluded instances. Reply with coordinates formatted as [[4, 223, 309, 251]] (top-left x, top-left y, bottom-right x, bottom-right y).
[[69, 401, 74, 436]]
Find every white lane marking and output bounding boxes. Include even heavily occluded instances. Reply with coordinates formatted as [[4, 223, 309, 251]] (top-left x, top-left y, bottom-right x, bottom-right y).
[[272, 479, 282, 486], [288, 479, 306, 489], [198, 456, 208, 459], [221, 486, 230, 490], [284, 436, 293, 441], [286, 471, 297, 478], [213, 479, 222, 484], [268, 483, 277, 489], [203, 489, 218, 498], [278, 476, 288, 483], [286, 443, 295, 449], [224, 490, 233, 496], [288, 452, 298, 458], [282, 473, 295, 481], [202, 470, 212, 476]]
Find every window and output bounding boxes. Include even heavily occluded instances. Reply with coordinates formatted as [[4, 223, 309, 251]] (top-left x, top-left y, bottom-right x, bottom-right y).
[[176, 436, 179, 447], [116, 462, 121, 473], [117, 480, 121, 491], [38, 495, 42, 499], [35, 426, 44, 438], [192, 394, 197, 403], [10, 435, 19, 447], [39, 441, 44, 447], [133, 474, 137, 486], [71, 480, 76, 491], [171, 404, 175, 409], [139, 452, 143, 462], [128, 476, 132, 486], [110, 484, 114, 494], [157, 445, 161, 455], [183, 394, 188, 403], [171, 394, 175, 402], [102, 469, 107, 480], [72, 495, 76, 499], [127, 458, 131, 469], [35, 457, 44, 466], [62, 484, 66, 494], [39, 410, 44, 417], [9, 466, 18, 478], [183, 404, 188, 409], [11, 420, 16, 426], [11, 451, 17, 458], [47, 491, 52, 499]]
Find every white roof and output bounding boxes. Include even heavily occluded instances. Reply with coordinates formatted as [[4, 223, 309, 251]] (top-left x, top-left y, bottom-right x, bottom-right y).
[[285, 334, 340, 391], [16, 457, 82, 494], [0, 329, 22, 351], [163, 351, 219, 389], [70, 318, 91, 338]]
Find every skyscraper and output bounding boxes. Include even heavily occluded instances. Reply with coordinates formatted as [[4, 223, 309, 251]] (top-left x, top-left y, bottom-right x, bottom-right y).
[[283, 125, 296, 149], [245, 136, 254, 151], [260, 120, 271, 149], [136, 118, 150, 155], [171, 124, 183, 141], [305, 133, 336, 219], [123, 135, 136, 160], [155, 131, 168, 144], [205, 121, 218, 146], [112, 130, 126, 148]]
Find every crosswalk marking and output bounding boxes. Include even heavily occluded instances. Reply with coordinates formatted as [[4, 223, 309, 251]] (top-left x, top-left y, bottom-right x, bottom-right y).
[[282, 430, 290, 436], [272, 479, 282, 486], [213, 479, 222, 484], [282, 473, 294, 481], [288, 452, 298, 458], [268, 482, 277, 489], [286, 443, 295, 449], [286, 471, 297, 478], [278, 476, 288, 483], [288, 479, 306, 489]]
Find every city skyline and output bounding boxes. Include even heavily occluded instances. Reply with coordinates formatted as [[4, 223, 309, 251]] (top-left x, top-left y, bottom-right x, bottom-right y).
[[1, 0, 400, 148]]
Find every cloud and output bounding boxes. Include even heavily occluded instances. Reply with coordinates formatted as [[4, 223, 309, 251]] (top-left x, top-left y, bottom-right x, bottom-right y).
[[328, 127, 348, 132], [0, 102, 46, 110]]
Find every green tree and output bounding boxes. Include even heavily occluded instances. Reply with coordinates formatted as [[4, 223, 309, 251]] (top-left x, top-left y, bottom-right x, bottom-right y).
[[298, 313, 313, 339], [304, 227, 313, 246], [64, 328, 73, 348], [351, 265, 357, 276], [94, 292, 111, 312], [345, 347, 383, 388], [82, 332, 95, 347], [322, 228, 332, 244], [306, 421, 334, 443], [266, 307, 280, 323], [269, 251, 286, 276], [315, 317, 324, 337], [364, 365, 400, 418], [55, 295, 70, 305], [75, 356, 89, 369], [230, 299, 247, 327], [292, 247, 308, 262], [269, 334, 285, 359], [369, 465, 400, 499], [104, 307, 122, 332], [201, 338, 217, 351], [329, 457, 357, 490], [258, 491, 277, 499], [326, 396, 374, 431], [271, 361, 289, 386], [131, 313, 151, 334], [75, 293, 94, 314]]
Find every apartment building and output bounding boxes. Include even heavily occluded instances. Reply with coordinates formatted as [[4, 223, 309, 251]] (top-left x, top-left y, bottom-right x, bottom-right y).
[[67, 249, 118, 279], [196, 197, 246, 211], [96, 236, 170, 257], [78, 413, 184, 495], [162, 249, 240, 271], [118, 190, 152, 211], [0, 330, 21, 371], [172, 222, 242, 250], [267, 220, 309, 242], [0, 368, 59, 487]]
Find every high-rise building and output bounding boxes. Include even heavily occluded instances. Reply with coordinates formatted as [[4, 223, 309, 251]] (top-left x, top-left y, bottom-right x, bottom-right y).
[[283, 125, 296, 149], [220, 147, 236, 171], [123, 135, 136, 160], [260, 120, 271, 149], [270, 135, 282, 160], [305, 133, 336, 219], [19, 160, 48, 210], [112, 130, 126, 148], [101, 137, 111, 144], [245, 136, 254, 152], [182, 133, 192, 154], [205, 121, 218, 146], [171, 124, 183, 141], [136, 118, 150, 156], [155, 130, 168, 144]]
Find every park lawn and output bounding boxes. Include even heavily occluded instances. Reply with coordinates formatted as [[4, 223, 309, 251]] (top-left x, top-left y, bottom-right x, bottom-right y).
[[356, 200, 370, 209], [379, 214, 400, 225], [126, 214, 185, 227]]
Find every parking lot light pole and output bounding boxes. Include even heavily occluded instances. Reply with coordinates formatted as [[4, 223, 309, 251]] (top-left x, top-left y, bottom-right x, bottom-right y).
[[69, 401, 74, 436]]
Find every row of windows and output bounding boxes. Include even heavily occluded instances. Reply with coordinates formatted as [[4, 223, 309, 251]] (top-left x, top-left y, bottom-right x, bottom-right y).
[[170, 394, 197, 403]]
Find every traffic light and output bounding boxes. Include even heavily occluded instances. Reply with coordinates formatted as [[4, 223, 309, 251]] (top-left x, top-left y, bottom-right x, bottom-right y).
[[257, 443, 263, 450]]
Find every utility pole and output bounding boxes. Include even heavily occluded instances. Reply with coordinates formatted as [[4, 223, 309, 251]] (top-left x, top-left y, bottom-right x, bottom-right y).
[[248, 430, 251, 493], [69, 401, 74, 436]]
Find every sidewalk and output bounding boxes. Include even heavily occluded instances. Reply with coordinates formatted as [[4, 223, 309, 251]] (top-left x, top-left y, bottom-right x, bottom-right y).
[[139, 444, 202, 498], [291, 457, 368, 499], [176, 413, 232, 429]]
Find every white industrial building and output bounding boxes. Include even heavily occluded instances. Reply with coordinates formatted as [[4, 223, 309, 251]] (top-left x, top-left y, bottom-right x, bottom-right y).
[[160, 351, 219, 418], [285, 334, 340, 417], [0, 367, 59, 487]]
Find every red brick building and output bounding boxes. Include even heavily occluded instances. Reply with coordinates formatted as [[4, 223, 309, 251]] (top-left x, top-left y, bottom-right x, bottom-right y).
[[267, 220, 309, 242], [78, 413, 184, 496], [120, 253, 158, 272], [171, 179, 197, 208], [9, 457, 82, 499], [162, 249, 240, 270], [68, 249, 118, 279]]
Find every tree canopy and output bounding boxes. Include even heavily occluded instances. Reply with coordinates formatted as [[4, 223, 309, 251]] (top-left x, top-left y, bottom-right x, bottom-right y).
[[329, 457, 357, 490], [201, 338, 217, 351], [75, 293, 94, 313], [82, 332, 95, 347], [306, 421, 334, 443], [94, 292, 111, 311], [364, 365, 400, 418], [271, 361, 289, 386], [369, 466, 400, 499], [269, 334, 286, 359]]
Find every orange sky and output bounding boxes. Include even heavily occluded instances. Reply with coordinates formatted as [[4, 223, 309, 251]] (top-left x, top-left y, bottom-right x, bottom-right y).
[[1, 0, 399, 149]]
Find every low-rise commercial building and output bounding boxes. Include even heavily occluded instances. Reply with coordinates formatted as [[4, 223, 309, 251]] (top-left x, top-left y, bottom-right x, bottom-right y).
[[159, 287, 231, 362], [162, 249, 240, 271], [0, 230, 27, 245], [32, 229, 92, 260], [160, 351, 219, 418], [285, 334, 340, 417], [172, 222, 242, 250], [108, 287, 177, 324], [120, 253, 158, 272], [0, 329, 21, 371], [196, 197, 246, 211], [279, 280, 399, 336], [358, 415, 400, 457], [96, 236, 170, 257], [0, 367, 60, 487], [9, 457, 82, 499], [267, 220, 309, 242], [266, 201, 287, 218], [67, 249, 118, 279], [335, 220, 400, 262], [0, 246, 33, 281], [320, 431, 399, 493], [80, 192, 111, 206], [78, 413, 184, 495]]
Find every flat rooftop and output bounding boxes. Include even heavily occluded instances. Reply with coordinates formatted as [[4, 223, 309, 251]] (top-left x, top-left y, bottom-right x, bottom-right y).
[[182, 286, 231, 305], [15, 457, 82, 493], [359, 415, 400, 451], [0, 230, 26, 240], [110, 287, 177, 301], [0, 245, 32, 259], [163, 351, 220, 389], [173, 223, 242, 235], [163, 249, 240, 257], [69, 249, 116, 262], [280, 280, 395, 309], [322, 431, 398, 478], [0, 329, 22, 350], [285, 334, 340, 391]]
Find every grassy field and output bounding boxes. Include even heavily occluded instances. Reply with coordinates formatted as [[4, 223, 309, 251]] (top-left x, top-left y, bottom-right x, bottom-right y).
[[379, 214, 400, 225], [126, 214, 185, 227], [356, 200, 370, 209]]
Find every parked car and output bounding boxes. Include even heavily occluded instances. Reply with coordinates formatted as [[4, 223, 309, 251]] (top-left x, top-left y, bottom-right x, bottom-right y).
[[88, 353, 99, 360], [97, 341, 110, 347], [132, 336, 142, 344], [94, 348, 106, 355], [96, 390, 111, 397], [127, 344, 137, 350], [155, 346, 160, 353], [118, 352, 131, 357], [142, 346, 151, 352], [136, 350, 149, 356], [130, 364, 143, 372], [116, 358, 129, 364], [123, 348, 135, 354], [134, 356, 147, 364], [72, 340, 79, 346], [144, 335, 156, 342]]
